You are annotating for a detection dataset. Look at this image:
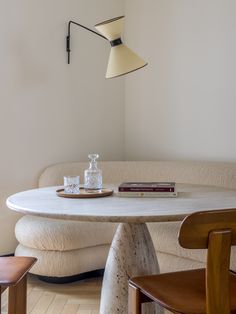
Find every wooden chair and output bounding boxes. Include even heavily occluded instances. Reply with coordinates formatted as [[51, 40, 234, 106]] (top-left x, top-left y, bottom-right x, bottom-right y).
[[0, 256, 37, 314], [128, 208, 236, 314]]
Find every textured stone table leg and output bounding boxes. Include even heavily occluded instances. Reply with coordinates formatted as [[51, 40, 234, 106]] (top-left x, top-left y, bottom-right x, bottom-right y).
[[100, 223, 163, 314]]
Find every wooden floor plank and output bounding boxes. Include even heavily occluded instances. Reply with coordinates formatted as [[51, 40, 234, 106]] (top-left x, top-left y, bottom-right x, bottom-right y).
[[79, 304, 100, 310], [46, 295, 68, 314], [61, 301, 80, 314], [77, 310, 92, 314], [28, 289, 44, 313], [31, 292, 55, 314], [1, 288, 8, 311]]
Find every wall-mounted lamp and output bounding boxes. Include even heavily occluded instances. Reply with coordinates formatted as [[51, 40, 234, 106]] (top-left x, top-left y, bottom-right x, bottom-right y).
[[66, 16, 147, 79]]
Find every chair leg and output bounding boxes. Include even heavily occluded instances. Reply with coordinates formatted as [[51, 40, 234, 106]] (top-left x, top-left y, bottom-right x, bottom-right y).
[[8, 275, 27, 314], [129, 283, 142, 314]]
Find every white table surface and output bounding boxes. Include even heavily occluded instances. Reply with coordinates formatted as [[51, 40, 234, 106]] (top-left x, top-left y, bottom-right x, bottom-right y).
[[6, 184, 236, 223]]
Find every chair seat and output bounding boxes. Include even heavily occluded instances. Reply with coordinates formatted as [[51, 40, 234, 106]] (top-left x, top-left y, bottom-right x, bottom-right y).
[[0, 256, 36, 286], [130, 269, 236, 314]]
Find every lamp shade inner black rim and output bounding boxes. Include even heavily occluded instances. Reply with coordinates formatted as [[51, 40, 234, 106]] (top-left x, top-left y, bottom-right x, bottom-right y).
[[95, 15, 125, 27], [107, 62, 148, 79]]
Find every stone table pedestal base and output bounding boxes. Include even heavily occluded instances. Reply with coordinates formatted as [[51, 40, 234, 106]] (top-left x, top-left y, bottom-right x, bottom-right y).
[[100, 223, 163, 314]]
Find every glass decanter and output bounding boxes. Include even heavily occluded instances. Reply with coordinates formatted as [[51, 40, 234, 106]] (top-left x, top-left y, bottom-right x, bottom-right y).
[[84, 154, 102, 191]]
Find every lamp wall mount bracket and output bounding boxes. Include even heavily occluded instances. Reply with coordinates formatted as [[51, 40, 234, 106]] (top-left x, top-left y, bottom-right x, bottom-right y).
[[66, 20, 108, 64]]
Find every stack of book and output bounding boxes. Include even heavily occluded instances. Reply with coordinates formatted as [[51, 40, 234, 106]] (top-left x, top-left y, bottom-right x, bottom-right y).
[[118, 182, 177, 198]]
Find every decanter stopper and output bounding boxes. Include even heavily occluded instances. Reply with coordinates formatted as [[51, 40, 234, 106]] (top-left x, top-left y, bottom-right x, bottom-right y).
[[84, 154, 102, 191]]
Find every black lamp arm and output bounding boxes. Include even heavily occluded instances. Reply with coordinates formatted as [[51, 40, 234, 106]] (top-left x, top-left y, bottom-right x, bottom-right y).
[[67, 20, 108, 64]]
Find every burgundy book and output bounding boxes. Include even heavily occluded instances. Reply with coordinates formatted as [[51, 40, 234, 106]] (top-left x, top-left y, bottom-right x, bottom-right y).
[[118, 182, 175, 192]]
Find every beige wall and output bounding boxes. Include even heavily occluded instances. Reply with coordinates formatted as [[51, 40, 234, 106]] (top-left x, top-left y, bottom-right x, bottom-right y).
[[0, 0, 124, 254], [125, 0, 236, 161]]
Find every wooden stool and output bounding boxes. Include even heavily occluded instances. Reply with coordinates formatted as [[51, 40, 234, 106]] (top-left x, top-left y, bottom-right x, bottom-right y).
[[0, 256, 37, 314], [129, 208, 236, 314]]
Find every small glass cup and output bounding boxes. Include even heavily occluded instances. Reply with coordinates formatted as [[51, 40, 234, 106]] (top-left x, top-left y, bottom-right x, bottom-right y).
[[64, 176, 80, 194]]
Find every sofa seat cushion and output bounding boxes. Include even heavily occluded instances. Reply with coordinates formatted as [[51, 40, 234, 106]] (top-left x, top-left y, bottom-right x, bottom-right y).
[[148, 222, 236, 271], [15, 215, 117, 251], [157, 251, 205, 273]]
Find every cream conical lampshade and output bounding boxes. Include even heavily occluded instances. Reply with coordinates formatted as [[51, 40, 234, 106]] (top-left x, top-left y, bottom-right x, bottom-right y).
[[95, 16, 147, 78]]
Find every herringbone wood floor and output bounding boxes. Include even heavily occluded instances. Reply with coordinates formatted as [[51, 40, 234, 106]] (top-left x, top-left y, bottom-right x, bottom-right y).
[[1, 274, 171, 314], [1, 274, 102, 314]]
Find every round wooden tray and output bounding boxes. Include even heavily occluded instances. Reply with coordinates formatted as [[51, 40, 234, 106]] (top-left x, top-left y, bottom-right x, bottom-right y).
[[56, 188, 114, 199]]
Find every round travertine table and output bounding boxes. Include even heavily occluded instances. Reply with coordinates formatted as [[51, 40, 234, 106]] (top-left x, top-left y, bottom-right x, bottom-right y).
[[7, 184, 236, 314]]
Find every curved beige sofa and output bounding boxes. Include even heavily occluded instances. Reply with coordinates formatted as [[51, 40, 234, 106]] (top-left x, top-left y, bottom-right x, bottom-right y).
[[15, 161, 236, 279]]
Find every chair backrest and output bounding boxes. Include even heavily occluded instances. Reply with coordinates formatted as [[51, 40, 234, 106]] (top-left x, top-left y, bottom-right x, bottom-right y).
[[179, 208, 236, 249], [179, 208, 236, 314]]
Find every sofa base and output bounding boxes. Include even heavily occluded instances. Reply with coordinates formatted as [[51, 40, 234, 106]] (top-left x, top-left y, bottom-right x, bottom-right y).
[[37, 269, 104, 284], [15, 243, 110, 277]]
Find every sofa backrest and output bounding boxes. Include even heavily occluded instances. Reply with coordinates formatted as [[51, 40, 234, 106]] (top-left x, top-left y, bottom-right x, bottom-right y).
[[39, 161, 236, 190]]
